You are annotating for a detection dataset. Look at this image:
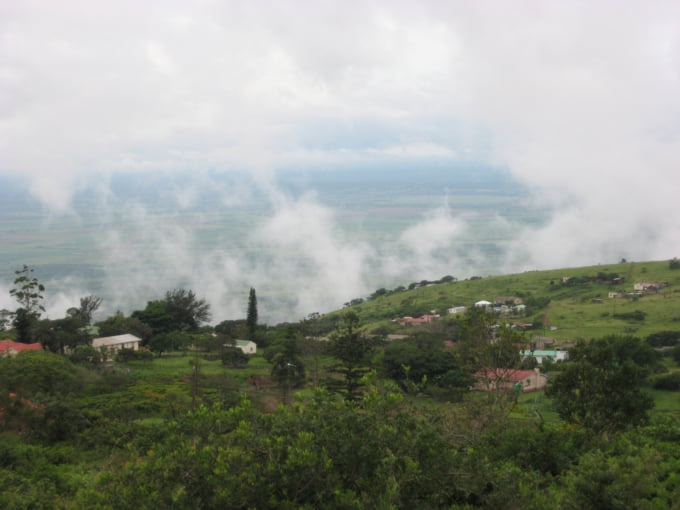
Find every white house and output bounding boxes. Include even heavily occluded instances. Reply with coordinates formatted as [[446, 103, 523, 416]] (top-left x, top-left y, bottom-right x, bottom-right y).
[[92, 334, 141, 352], [474, 300, 492, 309], [447, 306, 467, 315], [520, 349, 569, 364], [226, 339, 257, 354]]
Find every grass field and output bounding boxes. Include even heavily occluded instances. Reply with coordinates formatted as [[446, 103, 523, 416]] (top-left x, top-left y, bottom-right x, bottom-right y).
[[339, 259, 680, 342]]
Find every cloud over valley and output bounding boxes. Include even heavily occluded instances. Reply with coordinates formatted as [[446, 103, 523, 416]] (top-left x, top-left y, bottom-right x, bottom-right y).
[[1, 1, 678, 323]]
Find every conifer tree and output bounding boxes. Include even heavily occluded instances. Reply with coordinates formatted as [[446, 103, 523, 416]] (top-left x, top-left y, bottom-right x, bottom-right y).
[[246, 287, 258, 341]]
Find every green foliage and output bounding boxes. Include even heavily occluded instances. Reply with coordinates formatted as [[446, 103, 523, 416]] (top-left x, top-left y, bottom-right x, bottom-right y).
[[326, 311, 378, 401], [82, 391, 465, 509], [269, 328, 306, 389], [381, 336, 468, 398], [221, 347, 251, 368], [560, 439, 665, 509], [96, 313, 152, 341], [669, 257, 680, 270], [148, 330, 191, 356], [132, 289, 210, 335], [0, 350, 84, 399], [246, 287, 258, 341], [66, 295, 102, 325], [646, 330, 680, 347], [9, 264, 45, 316], [652, 372, 680, 391], [546, 336, 655, 434], [69, 344, 103, 366], [613, 309, 647, 322], [115, 348, 153, 363]]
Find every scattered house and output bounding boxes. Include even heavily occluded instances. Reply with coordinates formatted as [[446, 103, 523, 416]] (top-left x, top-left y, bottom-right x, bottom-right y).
[[634, 282, 665, 292], [509, 322, 534, 331], [474, 300, 492, 309], [227, 339, 257, 354], [609, 292, 622, 299], [473, 367, 547, 392], [399, 315, 441, 327], [447, 306, 467, 315], [92, 334, 141, 353], [591, 298, 604, 304], [0, 340, 43, 357], [530, 336, 557, 349], [493, 305, 511, 315], [520, 349, 568, 364], [514, 304, 527, 314]]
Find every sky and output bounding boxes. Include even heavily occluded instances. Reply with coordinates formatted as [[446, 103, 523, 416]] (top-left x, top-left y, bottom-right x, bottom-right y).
[[0, 1, 679, 323]]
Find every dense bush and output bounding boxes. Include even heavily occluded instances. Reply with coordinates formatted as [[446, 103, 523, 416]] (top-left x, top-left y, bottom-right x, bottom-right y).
[[646, 330, 680, 347], [652, 372, 680, 390]]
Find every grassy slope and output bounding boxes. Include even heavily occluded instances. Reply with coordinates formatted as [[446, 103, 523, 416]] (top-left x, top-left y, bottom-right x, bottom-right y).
[[336, 259, 680, 342]]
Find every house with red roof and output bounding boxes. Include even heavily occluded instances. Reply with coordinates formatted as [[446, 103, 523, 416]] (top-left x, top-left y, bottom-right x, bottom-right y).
[[473, 367, 547, 393], [0, 339, 43, 357], [399, 314, 441, 327]]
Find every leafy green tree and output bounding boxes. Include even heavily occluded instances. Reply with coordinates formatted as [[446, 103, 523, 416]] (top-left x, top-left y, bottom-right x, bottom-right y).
[[246, 287, 258, 341], [165, 288, 211, 331], [66, 295, 102, 325], [326, 311, 377, 401], [132, 289, 210, 335], [96, 312, 153, 341], [270, 327, 306, 402], [148, 331, 191, 357], [69, 344, 103, 366], [546, 337, 654, 434], [80, 389, 464, 509], [0, 350, 83, 399], [381, 336, 468, 398], [221, 346, 250, 368], [9, 265, 45, 343]]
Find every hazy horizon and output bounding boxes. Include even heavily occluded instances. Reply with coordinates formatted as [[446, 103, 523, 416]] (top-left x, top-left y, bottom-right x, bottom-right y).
[[1, 165, 548, 324]]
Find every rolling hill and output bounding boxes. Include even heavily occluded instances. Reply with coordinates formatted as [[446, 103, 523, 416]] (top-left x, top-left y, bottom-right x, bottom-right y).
[[331, 258, 680, 342]]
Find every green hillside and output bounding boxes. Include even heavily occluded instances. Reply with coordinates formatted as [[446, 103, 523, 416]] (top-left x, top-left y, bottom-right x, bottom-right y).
[[335, 259, 680, 342]]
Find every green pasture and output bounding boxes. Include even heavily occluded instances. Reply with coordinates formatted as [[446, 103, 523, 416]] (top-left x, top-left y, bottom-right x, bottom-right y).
[[340, 259, 680, 342]]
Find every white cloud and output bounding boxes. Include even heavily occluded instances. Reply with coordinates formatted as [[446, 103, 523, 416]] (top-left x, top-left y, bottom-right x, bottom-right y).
[[0, 1, 679, 320]]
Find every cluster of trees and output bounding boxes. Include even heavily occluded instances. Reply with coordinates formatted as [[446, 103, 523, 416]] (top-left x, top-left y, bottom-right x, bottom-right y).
[[3, 264, 680, 507], [1, 265, 267, 363], [0, 334, 677, 508]]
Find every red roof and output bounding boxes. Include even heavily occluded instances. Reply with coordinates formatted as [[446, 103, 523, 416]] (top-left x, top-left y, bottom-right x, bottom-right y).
[[475, 368, 537, 382], [0, 340, 43, 354]]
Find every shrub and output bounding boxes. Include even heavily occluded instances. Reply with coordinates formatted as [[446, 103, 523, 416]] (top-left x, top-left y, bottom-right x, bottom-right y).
[[652, 372, 680, 391]]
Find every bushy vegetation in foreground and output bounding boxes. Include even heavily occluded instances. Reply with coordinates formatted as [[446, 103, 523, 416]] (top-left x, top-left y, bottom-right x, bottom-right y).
[[2, 260, 680, 508]]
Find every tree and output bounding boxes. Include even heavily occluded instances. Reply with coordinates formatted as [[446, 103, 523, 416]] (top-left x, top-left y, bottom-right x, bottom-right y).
[[246, 287, 258, 341], [381, 336, 468, 398], [221, 347, 250, 368], [326, 311, 377, 401], [66, 295, 102, 325], [148, 331, 191, 357], [270, 327, 306, 403], [546, 336, 654, 434], [96, 312, 153, 342], [132, 289, 210, 334], [9, 265, 45, 343]]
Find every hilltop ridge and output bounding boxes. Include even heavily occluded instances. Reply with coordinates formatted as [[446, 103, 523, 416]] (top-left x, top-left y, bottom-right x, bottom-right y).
[[330, 258, 680, 341]]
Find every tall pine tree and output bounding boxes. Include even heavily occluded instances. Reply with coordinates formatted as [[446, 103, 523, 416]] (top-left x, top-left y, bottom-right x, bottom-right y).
[[246, 287, 258, 341]]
